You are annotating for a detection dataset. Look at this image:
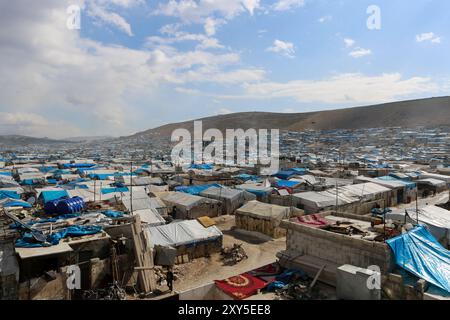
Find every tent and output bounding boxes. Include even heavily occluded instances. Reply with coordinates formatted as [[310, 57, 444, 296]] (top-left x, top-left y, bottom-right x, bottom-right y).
[[134, 209, 166, 226], [144, 220, 223, 260], [293, 182, 391, 213], [161, 192, 221, 219], [39, 190, 69, 204], [175, 183, 221, 196], [387, 225, 450, 293], [200, 186, 256, 215], [145, 219, 222, 248], [235, 200, 293, 238], [387, 205, 450, 247]]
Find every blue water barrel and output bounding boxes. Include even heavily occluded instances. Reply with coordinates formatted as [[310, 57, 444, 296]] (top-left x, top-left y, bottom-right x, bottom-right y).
[[44, 199, 61, 215], [55, 197, 86, 215]]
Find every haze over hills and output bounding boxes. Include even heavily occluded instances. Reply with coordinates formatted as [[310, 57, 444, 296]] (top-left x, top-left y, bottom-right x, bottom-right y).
[[0, 135, 72, 146], [2, 96, 450, 145], [128, 96, 450, 139]]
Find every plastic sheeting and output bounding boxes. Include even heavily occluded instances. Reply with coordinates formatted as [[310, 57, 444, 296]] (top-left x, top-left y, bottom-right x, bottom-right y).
[[145, 220, 222, 248], [15, 225, 102, 248], [0, 190, 20, 200], [40, 190, 69, 204], [1, 199, 31, 208], [236, 200, 291, 221], [272, 170, 298, 180], [175, 184, 221, 195], [387, 205, 450, 246], [387, 225, 450, 293], [189, 164, 214, 170], [101, 187, 129, 194]]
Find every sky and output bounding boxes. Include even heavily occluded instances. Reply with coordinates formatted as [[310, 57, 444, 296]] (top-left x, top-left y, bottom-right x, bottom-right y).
[[0, 0, 449, 138]]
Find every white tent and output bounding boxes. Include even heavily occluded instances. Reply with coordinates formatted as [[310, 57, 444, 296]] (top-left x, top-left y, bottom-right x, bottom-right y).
[[144, 220, 222, 248], [387, 205, 450, 247], [235, 200, 291, 221]]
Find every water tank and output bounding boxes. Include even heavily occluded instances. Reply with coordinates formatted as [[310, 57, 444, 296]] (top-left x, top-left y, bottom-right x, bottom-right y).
[[55, 197, 86, 215]]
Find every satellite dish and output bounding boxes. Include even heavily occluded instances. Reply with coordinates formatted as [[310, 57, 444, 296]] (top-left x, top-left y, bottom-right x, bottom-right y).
[[27, 197, 36, 205]]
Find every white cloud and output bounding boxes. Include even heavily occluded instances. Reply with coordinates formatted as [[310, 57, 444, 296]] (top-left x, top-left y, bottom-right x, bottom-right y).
[[146, 30, 224, 50], [153, 0, 261, 23], [85, 0, 144, 36], [242, 73, 441, 104], [242, 0, 260, 15], [344, 38, 355, 48], [266, 39, 295, 58], [318, 15, 332, 23], [349, 47, 371, 58], [273, 0, 305, 11], [416, 32, 441, 44], [0, 1, 265, 137], [87, 2, 134, 36], [175, 87, 201, 95], [204, 17, 225, 36]]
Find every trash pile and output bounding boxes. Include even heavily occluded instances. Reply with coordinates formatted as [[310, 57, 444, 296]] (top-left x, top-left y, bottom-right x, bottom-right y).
[[154, 266, 182, 286], [221, 243, 248, 266], [81, 281, 126, 300], [267, 269, 327, 300]]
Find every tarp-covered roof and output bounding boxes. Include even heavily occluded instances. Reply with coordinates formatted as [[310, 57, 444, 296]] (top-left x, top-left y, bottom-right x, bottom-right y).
[[236, 200, 291, 221], [387, 225, 450, 293], [293, 182, 391, 208], [145, 219, 222, 247], [161, 192, 219, 210], [387, 205, 450, 244]]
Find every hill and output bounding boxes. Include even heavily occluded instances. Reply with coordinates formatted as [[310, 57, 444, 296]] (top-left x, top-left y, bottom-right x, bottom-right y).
[[127, 96, 450, 139], [0, 135, 71, 146]]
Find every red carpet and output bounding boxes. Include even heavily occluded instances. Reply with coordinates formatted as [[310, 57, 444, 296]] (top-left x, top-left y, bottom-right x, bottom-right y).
[[291, 214, 331, 228], [215, 273, 267, 300]]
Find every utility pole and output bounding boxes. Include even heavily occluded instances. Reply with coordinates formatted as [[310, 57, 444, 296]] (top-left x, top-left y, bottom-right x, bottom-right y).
[[416, 192, 419, 225], [335, 180, 339, 213], [130, 159, 133, 215]]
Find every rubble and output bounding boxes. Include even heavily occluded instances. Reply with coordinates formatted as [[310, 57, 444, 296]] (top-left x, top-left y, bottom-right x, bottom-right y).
[[221, 244, 248, 266]]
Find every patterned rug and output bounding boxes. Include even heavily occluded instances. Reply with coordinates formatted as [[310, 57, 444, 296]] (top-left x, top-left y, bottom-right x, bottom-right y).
[[215, 273, 267, 300]]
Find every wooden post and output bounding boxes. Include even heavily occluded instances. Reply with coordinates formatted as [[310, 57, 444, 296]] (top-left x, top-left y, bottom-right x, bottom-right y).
[[131, 215, 156, 293]]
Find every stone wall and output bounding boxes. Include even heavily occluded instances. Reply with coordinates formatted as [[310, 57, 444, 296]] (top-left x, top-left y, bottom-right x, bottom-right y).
[[0, 240, 20, 300], [280, 220, 394, 273]]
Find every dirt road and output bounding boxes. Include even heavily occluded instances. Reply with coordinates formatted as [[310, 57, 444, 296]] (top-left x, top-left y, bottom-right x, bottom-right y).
[[174, 215, 286, 292]]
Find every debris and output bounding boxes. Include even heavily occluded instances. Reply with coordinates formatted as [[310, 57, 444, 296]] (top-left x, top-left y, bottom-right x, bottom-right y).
[[221, 243, 248, 266], [82, 281, 126, 300]]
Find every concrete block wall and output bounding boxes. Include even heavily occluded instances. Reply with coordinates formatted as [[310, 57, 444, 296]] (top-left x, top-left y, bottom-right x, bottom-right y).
[[0, 240, 19, 300], [281, 221, 394, 273]]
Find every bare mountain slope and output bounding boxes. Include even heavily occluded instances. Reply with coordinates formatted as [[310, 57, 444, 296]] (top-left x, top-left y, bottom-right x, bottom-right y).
[[129, 96, 450, 139]]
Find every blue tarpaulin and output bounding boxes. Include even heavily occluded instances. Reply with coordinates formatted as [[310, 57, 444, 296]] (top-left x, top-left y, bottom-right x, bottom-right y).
[[235, 174, 260, 181], [62, 163, 96, 169], [272, 170, 298, 180], [275, 180, 301, 188], [387, 225, 450, 293], [2, 200, 31, 208], [40, 190, 69, 204], [15, 225, 102, 248], [102, 210, 125, 218], [190, 164, 214, 170], [175, 183, 221, 195], [0, 190, 20, 200], [291, 168, 308, 174], [101, 187, 129, 194]]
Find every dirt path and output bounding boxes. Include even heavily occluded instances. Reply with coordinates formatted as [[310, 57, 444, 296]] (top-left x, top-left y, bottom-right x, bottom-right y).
[[174, 215, 286, 292]]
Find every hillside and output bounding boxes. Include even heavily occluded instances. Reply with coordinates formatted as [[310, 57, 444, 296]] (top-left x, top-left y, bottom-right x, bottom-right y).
[[0, 135, 71, 146], [128, 96, 450, 138]]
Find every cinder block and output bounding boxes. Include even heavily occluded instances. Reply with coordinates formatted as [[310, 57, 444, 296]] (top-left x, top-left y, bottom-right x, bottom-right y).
[[336, 264, 381, 300]]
